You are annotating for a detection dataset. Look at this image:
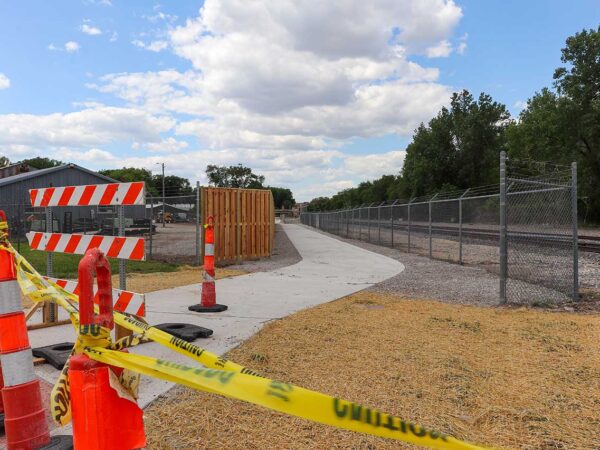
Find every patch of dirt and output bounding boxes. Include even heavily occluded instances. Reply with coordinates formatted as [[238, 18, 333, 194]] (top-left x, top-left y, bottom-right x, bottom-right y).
[[144, 291, 600, 449]]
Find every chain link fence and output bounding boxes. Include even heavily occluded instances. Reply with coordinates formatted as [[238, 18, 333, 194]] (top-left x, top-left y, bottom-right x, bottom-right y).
[[146, 194, 200, 264], [301, 153, 578, 305], [0, 193, 202, 266]]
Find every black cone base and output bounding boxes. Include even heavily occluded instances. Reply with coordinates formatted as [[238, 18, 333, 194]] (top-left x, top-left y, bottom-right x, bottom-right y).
[[154, 323, 213, 341], [32, 342, 74, 370], [188, 303, 228, 313]]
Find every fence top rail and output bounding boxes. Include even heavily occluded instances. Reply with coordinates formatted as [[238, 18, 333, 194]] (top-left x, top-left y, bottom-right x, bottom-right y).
[[299, 183, 569, 215]]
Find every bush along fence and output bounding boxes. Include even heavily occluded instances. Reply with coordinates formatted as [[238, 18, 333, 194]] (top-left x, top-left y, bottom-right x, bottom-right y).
[[301, 152, 579, 305]]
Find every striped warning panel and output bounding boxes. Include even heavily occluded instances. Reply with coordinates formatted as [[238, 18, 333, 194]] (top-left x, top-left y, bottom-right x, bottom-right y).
[[26, 232, 145, 261], [44, 276, 145, 317], [29, 181, 145, 207]]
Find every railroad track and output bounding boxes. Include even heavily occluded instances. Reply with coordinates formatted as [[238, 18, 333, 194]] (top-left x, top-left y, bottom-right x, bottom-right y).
[[319, 219, 600, 254]]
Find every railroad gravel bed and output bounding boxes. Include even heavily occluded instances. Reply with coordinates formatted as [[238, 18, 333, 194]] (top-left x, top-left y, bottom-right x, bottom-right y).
[[302, 225, 600, 308]]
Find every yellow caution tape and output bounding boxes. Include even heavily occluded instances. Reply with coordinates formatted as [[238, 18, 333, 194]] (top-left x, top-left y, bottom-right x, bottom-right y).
[[4, 240, 489, 449], [83, 347, 484, 450]]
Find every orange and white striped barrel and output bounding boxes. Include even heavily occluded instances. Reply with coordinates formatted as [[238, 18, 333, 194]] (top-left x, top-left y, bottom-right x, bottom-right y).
[[0, 214, 51, 449], [44, 276, 146, 317], [27, 232, 146, 261], [188, 216, 227, 313], [29, 181, 145, 207]]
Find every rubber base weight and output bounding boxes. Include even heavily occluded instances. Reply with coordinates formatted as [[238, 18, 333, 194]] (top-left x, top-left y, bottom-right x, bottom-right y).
[[188, 304, 228, 313]]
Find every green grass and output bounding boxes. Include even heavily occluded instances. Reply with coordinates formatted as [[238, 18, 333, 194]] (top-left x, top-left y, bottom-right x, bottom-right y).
[[13, 241, 181, 279]]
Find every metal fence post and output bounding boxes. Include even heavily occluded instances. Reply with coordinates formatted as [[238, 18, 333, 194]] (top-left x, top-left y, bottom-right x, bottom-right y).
[[459, 188, 470, 265], [118, 205, 126, 290], [359, 207, 363, 240], [44, 206, 56, 323], [428, 194, 438, 259], [571, 162, 579, 301], [366, 207, 369, 239], [390, 200, 397, 248], [195, 181, 201, 266], [377, 203, 381, 245], [148, 195, 153, 259], [346, 209, 349, 237], [407, 200, 412, 253], [499, 151, 508, 303]]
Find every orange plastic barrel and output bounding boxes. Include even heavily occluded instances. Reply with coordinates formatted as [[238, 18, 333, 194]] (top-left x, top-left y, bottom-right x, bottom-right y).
[[2, 380, 49, 450]]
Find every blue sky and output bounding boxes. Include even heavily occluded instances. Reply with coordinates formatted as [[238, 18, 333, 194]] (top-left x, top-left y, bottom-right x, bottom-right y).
[[0, 1, 598, 201]]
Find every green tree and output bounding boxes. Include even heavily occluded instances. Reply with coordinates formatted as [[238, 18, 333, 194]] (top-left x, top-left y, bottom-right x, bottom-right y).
[[152, 175, 193, 196], [554, 26, 600, 221], [0, 156, 10, 167], [402, 90, 509, 197], [508, 26, 600, 221], [268, 187, 295, 209], [206, 164, 265, 188], [306, 196, 333, 211], [99, 167, 158, 195], [19, 157, 63, 169]]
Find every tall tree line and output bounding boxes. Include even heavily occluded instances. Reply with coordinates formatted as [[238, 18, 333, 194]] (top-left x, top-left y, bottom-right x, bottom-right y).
[[307, 26, 600, 222]]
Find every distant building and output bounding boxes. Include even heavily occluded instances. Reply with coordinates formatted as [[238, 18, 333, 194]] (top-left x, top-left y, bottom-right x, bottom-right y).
[[0, 163, 121, 234], [293, 202, 309, 216], [0, 162, 38, 179]]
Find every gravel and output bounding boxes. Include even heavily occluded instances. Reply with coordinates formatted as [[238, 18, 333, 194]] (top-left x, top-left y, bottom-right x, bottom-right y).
[[225, 224, 302, 273], [300, 225, 584, 308]]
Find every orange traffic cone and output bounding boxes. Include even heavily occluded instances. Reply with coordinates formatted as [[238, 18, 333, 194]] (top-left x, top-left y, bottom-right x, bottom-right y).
[[0, 211, 51, 450], [189, 216, 227, 313]]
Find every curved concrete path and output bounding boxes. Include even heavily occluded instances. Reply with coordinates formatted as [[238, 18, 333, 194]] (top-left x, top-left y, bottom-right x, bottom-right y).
[[30, 223, 404, 414]]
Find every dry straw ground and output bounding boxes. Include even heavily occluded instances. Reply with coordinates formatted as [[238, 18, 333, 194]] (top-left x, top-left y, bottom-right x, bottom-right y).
[[111, 266, 246, 293], [144, 291, 600, 450]]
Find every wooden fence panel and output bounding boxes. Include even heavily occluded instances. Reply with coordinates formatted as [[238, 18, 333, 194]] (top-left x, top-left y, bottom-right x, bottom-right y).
[[200, 187, 275, 264]]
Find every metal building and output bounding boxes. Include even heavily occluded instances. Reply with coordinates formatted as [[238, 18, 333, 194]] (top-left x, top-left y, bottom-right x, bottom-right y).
[[0, 163, 122, 235]]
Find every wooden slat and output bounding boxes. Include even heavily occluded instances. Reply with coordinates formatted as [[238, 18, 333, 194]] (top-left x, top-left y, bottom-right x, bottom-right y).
[[199, 187, 274, 263]]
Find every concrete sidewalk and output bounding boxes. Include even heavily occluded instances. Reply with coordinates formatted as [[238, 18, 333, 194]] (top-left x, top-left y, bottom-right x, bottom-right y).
[[30, 223, 404, 411]]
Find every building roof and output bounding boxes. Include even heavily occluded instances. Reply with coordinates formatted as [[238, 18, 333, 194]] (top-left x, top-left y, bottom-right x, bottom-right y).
[[0, 163, 117, 188]]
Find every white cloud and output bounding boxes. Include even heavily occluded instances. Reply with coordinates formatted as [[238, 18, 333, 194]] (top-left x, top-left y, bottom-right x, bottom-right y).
[[0, 106, 174, 150], [145, 11, 178, 23], [426, 40, 452, 58], [344, 150, 406, 180], [65, 41, 81, 52], [131, 40, 168, 52], [144, 137, 189, 153], [81, 23, 102, 35], [109, 31, 118, 42], [48, 42, 81, 52], [84, 0, 112, 6], [28, 1, 465, 200], [0, 73, 10, 90], [514, 100, 527, 111], [55, 148, 116, 162], [456, 33, 468, 55]]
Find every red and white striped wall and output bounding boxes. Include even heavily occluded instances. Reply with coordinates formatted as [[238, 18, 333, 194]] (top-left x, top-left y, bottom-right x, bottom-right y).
[[26, 232, 145, 261], [44, 277, 145, 317], [29, 181, 145, 207]]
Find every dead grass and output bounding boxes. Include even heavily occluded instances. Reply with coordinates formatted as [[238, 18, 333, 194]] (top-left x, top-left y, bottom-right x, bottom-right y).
[[21, 266, 246, 308], [110, 266, 246, 294], [144, 292, 600, 450]]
